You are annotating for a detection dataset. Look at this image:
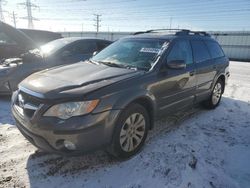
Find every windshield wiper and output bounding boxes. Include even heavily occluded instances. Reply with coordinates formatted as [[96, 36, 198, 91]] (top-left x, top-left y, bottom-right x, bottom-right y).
[[96, 60, 148, 71], [98, 61, 128, 68], [88, 59, 99, 65]]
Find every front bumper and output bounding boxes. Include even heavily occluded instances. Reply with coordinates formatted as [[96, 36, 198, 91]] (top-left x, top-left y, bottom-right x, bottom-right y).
[[11, 94, 121, 155]]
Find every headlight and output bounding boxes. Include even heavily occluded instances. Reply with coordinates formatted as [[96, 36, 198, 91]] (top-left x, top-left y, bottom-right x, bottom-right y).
[[43, 100, 99, 119]]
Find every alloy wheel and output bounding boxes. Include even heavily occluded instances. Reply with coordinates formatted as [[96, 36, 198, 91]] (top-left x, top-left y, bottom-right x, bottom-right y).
[[119, 113, 146, 152], [212, 82, 222, 105]]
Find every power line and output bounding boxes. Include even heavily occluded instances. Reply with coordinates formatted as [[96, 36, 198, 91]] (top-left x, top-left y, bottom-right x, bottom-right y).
[[1, 0, 247, 31], [40, 11, 249, 22], [38, 1, 250, 12], [18, 0, 39, 29], [36, 7, 250, 21], [35, 0, 250, 23], [40, 0, 250, 8]]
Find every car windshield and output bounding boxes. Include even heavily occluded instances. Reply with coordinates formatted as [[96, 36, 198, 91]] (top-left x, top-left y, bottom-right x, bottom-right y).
[[92, 38, 168, 70], [40, 38, 73, 55]]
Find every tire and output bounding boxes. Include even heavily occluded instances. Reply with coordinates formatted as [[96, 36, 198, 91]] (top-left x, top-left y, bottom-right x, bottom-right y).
[[108, 103, 150, 159], [203, 79, 224, 109]]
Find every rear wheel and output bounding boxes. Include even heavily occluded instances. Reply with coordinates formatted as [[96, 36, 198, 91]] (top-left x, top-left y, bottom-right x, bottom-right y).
[[108, 103, 149, 159], [204, 79, 224, 109]]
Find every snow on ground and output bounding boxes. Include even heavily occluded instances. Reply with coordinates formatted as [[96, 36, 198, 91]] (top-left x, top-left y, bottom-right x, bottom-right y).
[[0, 61, 250, 188]]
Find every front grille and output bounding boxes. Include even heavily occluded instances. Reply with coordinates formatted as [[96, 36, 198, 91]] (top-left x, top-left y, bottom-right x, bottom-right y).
[[15, 90, 43, 119], [19, 90, 42, 106]]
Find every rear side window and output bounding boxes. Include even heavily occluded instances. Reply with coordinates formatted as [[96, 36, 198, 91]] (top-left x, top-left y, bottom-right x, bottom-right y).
[[191, 40, 211, 63], [167, 40, 193, 65], [69, 40, 97, 54], [97, 41, 111, 51], [205, 41, 224, 59]]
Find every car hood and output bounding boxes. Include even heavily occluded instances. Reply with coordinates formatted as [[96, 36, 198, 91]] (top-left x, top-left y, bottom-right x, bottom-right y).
[[20, 61, 142, 100]]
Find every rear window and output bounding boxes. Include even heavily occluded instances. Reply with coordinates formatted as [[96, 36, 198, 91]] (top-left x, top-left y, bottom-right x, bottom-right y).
[[191, 40, 211, 63], [205, 41, 225, 59]]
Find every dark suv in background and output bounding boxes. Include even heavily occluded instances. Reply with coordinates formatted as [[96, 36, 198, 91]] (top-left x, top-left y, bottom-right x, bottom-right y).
[[0, 37, 111, 95], [11, 29, 230, 159]]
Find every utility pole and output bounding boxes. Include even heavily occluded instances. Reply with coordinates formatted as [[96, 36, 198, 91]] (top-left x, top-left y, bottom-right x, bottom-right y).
[[93, 14, 101, 33], [0, 0, 7, 22], [11, 11, 17, 28], [18, 0, 39, 29], [81, 23, 83, 37], [169, 17, 173, 30]]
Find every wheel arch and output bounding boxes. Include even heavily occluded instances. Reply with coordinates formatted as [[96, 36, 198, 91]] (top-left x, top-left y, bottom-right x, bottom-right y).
[[128, 96, 155, 130], [217, 74, 226, 93]]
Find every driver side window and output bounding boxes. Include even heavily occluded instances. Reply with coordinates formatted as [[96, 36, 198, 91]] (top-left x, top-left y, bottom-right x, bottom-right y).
[[0, 31, 17, 45], [62, 41, 97, 57], [167, 40, 193, 65]]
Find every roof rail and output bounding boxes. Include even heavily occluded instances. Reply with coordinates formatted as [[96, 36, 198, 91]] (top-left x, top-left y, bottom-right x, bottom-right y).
[[133, 29, 188, 35], [133, 29, 211, 37]]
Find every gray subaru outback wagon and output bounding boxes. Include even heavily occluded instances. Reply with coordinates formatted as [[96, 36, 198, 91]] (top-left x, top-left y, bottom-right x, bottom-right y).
[[11, 29, 230, 159]]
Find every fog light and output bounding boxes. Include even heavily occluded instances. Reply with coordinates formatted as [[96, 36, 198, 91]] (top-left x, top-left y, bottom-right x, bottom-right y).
[[64, 140, 76, 150]]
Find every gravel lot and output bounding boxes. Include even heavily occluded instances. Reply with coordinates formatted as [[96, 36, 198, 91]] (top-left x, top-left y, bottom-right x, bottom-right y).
[[0, 61, 250, 188]]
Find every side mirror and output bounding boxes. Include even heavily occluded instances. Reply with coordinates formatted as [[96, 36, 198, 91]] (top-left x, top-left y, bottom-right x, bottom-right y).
[[167, 60, 186, 69], [92, 51, 98, 56]]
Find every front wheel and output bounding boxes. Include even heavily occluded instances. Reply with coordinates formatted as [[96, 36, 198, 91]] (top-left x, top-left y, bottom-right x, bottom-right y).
[[108, 103, 150, 159], [204, 79, 224, 109]]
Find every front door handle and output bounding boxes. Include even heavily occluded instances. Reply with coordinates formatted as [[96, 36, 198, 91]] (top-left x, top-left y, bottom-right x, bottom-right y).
[[190, 71, 195, 76]]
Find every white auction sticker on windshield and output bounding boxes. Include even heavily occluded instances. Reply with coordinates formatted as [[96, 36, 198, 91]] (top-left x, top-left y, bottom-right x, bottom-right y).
[[140, 48, 160, 53]]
